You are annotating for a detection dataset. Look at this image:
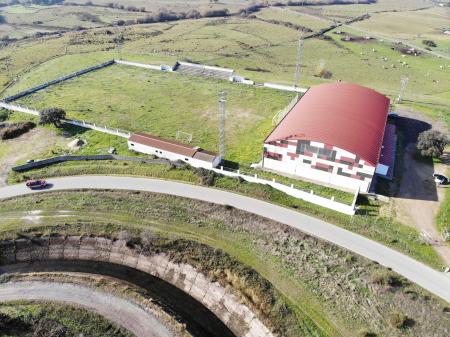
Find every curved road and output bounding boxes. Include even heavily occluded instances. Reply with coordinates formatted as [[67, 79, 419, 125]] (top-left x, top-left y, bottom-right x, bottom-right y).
[[0, 281, 174, 337], [0, 176, 449, 303]]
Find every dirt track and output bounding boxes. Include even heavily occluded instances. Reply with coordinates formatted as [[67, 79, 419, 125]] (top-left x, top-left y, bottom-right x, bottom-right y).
[[0, 128, 63, 186], [393, 109, 450, 266], [0, 281, 174, 337]]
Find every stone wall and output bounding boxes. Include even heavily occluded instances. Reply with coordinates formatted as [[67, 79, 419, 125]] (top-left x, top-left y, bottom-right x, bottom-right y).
[[0, 236, 274, 337]]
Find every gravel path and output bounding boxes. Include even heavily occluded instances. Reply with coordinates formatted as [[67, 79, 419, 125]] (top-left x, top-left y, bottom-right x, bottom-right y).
[[0, 281, 175, 337], [0, 175, 449, 303]]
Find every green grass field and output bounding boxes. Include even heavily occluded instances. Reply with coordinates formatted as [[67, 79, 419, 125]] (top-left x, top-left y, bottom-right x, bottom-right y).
[[16, 63, 295, 164]]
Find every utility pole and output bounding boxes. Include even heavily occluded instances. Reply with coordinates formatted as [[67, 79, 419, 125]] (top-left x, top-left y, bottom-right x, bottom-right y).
[[397, 75, 409, 103], [116, 32, 124, 60], [294, 37, 304, 88], [218, 91, 227, 161]]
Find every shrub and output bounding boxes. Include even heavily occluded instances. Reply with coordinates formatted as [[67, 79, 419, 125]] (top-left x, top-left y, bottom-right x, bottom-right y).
[[0, 109, 8, 122], [39, 108, 66, 127], [417, 129, 448, 158], [0, 122, 36, 140], [78, 13, 102, 23], [186, 9, 201, 19], [422, 39, 437, 48], [357, 330, 377, 337], [389, 310, 408, 329], [370, 270, 404, 288], [203, 9, 229, 18], [196, 168, 217, 186], [314, 60, 333, 79]]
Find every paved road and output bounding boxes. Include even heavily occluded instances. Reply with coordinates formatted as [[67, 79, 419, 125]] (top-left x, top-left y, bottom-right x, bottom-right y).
[[0, 176, 449, 304], [0, 281, 174, 337]]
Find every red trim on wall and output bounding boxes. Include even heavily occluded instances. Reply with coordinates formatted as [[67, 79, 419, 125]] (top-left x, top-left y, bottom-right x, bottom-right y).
[[287, 152, 299, 160], [340, 156, 356, 163], [265, 151, 282, 161]]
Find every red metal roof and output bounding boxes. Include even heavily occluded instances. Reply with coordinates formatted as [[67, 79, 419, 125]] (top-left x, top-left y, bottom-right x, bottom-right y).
[[129, 133, 218, 163], [265, 83, 390, 166]]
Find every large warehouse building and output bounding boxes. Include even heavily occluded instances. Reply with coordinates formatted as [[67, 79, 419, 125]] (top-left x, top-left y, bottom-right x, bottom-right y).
[[262, 83, 392, 193]]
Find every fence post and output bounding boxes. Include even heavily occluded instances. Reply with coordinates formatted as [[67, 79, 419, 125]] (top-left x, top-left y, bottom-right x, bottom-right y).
[[272, 178, 275, 183], [291, 184, 294, 189], [310, 190, 314, 195], [220, 166, 223, 171], [331, 196, 335, 201], [254, 174, 258, 179], [237, 170, 240, 175]]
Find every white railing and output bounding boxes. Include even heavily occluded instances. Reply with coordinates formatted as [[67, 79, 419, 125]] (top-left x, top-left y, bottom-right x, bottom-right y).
[[0, 102, 131, 138], [0, 102, 39, 116], [264, 82, 308, 93], [114, 60, 165, 71], [67, 119, 131, 139], [212, 166, 357, 215]]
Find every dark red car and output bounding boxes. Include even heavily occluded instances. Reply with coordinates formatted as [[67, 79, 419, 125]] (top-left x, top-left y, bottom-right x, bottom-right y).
[[26, 179, 47, 189]]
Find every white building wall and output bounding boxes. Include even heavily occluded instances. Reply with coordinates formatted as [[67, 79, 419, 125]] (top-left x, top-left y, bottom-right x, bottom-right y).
[[128, 141, 216, 169], [263, 140, 375, 192]]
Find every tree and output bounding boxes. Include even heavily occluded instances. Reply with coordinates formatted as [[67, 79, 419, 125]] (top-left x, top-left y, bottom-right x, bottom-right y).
[[39, 108, 66, 127], [416, 129, 448, 158]]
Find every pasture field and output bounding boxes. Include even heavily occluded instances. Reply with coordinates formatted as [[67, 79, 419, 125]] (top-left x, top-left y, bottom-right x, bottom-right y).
[[1, 15, 448, 106], [292, 0, 437, 20], [351, 6, 450, 57], [16, 63, 295, 164], [0, 4, 144, 39], [253, 6, 333, 31]]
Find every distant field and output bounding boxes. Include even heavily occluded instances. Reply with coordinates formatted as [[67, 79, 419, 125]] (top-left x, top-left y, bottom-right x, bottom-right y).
[[1, 8, 448, 126], [293, 0, 436, 21], [16, 64, 294, 164], [0, 4, 144, 39], [351, 6, 450, 56], [253, 7, 333, 32]]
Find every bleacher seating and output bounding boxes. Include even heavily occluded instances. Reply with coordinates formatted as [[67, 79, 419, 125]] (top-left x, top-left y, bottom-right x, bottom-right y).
[[173, 62, 233, 81]]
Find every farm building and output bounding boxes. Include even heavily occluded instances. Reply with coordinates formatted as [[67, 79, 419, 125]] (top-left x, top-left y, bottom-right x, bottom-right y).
[[262, 83, 394, 193], [128, 133, 221, 169]]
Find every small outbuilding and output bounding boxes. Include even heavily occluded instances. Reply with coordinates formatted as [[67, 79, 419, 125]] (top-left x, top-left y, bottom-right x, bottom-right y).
[[128, 132, 221, 169], [262, 82, 392, 192]]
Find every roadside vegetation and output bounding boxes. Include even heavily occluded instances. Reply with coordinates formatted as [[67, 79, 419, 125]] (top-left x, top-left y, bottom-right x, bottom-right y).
[[0, 190, 449, 337], [0, 301, 133, 337], [7, 159, 443, 269]]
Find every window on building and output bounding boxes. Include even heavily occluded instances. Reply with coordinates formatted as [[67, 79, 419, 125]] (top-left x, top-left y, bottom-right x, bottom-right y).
[[318, 147, 332, 157]]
